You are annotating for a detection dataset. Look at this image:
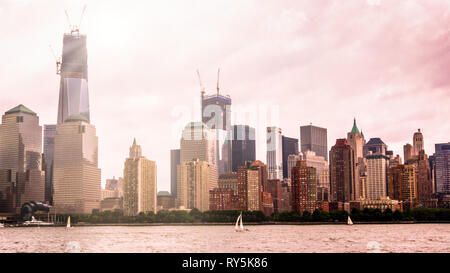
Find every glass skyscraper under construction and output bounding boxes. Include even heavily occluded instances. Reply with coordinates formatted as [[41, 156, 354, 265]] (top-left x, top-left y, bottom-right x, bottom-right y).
[[57, 31, 90, 125]]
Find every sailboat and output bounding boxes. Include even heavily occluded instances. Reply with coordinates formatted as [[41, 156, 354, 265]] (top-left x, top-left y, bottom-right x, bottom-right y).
[[347, 216, 353, 225], [66, 216, 72, 229], [235, 212, 248, 232]]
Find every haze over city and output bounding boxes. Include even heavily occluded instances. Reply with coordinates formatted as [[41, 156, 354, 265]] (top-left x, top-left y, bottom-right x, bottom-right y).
[[1, 0, 449, 191]]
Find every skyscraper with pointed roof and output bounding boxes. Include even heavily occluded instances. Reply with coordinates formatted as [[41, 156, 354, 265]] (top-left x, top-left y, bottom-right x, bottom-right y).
[[123, 139, 157, 216], [347, 118, 366, 199]]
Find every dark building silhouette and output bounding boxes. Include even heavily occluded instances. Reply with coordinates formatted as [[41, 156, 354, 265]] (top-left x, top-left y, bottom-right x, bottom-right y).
[[329, 139, 356, 202], [282, 136, 299, 178], [300, 124, 328, 161], [170, 149, 180, 198], [231, 125, 256, 172]]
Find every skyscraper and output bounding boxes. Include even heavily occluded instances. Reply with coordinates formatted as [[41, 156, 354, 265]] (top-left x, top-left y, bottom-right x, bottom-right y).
[[365, 153, 389, 200], [403, 143, 414, 163], [282, 136, 299, 179], [347, 118, 365, 199], [236, 161, 265, 211], [180, 122, 216, 166], [231, 125, 256, 172], [329, 139, 356, 202], [388, 164, 416, 203], [57, 30, 90, 125], [170, 149, 180, 198], [53, 115, 101, 214], [266, 127, 283, 180], [177, 159, 217, 212], [413, 129, 424, 156], [0, 105, 45, 213], [434, 143, 450, 195], [291, 160, 317, 214], [201, 80, 232, 175], [416, 150, 433, 203], [302, 150, 329, 189], [123, 139, 157, 216], [300, 124, 328, 161], [43, 124, 56, 204]]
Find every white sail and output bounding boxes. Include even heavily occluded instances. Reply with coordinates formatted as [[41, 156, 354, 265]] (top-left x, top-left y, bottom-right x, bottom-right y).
[[66, 216, 71, 228], [235, 214, 241, 231], [239, 214, 244, 230], [347, 216, 353, 225]]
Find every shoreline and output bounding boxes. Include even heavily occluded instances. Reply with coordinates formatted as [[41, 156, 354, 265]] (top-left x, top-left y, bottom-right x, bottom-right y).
[[4, 221, 450, 228]]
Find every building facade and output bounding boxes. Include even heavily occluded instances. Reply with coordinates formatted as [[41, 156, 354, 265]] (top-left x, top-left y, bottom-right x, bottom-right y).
[[291, 160, 317, 214], [266, 127, 283, 180], [365, 153, 389, 200], [53, 115, 101, 214], [170, 149, 180, 199], [180, 122, 216, 166], [123, 140, 157, 216], [43, 124, 56, 204], [300, 124, 328, 161], [177, 159, 218, 212], [329, 139, 356, 202], [0, 105, 45, 213], [282, 136, 299, 179], [434, 143, 450, 194], [231, 125, 256, 173]]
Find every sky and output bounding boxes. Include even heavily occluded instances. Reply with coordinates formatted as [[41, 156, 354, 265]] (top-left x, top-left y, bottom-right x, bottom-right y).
[[1, 0, 449, 192]]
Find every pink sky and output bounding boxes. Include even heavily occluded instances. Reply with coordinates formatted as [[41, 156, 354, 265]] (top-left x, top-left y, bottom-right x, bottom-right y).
[[1, 0, 449, 191]]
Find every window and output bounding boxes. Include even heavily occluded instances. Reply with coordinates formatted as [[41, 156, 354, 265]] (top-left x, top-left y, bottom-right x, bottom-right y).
[[16, 116, 24, 123]]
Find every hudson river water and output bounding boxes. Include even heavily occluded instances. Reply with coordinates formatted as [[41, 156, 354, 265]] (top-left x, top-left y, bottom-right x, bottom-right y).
[[1, 224, 449, 253]]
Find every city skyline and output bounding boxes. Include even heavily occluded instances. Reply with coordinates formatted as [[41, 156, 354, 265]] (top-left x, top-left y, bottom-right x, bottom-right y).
[[1, 0, 450, 192]]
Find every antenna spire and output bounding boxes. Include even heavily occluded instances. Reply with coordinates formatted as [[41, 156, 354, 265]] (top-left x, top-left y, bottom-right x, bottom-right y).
[[217, 68, 220, 95]]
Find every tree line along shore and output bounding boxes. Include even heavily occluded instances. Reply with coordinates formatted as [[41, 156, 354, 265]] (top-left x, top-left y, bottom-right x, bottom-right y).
[[49, 208, 450, 225]]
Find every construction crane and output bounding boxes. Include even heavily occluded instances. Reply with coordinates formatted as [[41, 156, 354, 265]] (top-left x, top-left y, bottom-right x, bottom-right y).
[[65, 4, 87, 34], [197, 69, 205, 95], [49, 45, 61, 75]]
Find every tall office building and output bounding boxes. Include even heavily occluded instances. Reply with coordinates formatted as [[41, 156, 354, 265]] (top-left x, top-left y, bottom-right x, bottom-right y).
[[0, 105, 45, 213], [57, 30, 90, 125], [123, 139, 157, 216], [287, 154, 302, 180], [413, 129, 424, 156], [266, 127, 283, 180], [388, 164, 416, 203], [347, 118, 365, 199], [291, 160, 317, 214], [363, 138, 387, 156], [43, 124, 56, 204], [53, 115, 101, 214], [365, 153, 389, 200], [416, 150, 433, 203], [177, 159, 217, 212], [180, 122, 216, 166], [403, 143, 414, 163], [300, 124, 328, 161], [329, 139, 356, 202], [170, 149, 180, 198], [236, 161, 265, 211], [201, 83, 232, 175], [434, 143, 450, 194], [282, 136, 299, 179], [218, 172, 238, 194], [302, 151, 329, 189], [231, 125, 256, 172]]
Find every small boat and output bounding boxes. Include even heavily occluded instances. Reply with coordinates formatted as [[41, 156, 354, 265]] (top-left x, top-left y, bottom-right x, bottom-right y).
[[235, 212, 248, 232], [347, 216, 353, 225], [22, 216, 54, 226], [66, 216, 72, 229]]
